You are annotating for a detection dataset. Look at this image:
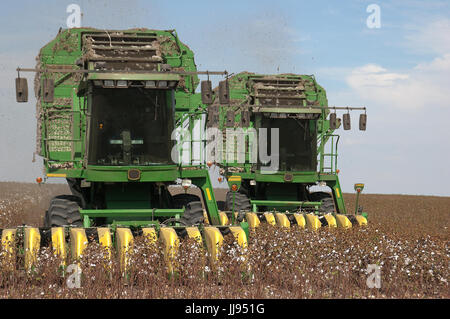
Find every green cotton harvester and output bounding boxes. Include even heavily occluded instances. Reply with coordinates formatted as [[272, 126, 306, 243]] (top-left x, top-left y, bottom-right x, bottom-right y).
[[4, 28, 369, 275], [201, 72, 368, 231], [7, 28, 248, 273]]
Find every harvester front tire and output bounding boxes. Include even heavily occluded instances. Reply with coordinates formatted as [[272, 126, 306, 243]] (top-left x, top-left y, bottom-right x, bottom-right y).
[[172, 193, 201, 209], [225, 191, 251, 222], [44, 195, 83, 227], [309, 191, 335, 213], [180, 201, 204, 226]]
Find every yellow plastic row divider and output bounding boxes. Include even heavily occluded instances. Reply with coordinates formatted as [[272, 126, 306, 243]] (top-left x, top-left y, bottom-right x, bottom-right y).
[[219, 211, 229, 225], [159, 227, 180, 273], [335, 214, 352, 229], [24, 228, 40, 271], [263, 212, 276, 226], [275, 213, 291, 228], [1, 229, 17, 271], [1, 224, 252, 273], [244, 212, 365, 230]]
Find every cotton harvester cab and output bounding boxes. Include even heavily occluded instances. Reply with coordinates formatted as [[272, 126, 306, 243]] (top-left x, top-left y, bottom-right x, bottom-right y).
[[6, 28, 248, 272], [202, 72, 368, 230]]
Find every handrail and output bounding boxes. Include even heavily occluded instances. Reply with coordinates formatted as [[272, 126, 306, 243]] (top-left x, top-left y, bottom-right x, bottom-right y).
[[319, 134, 340, 174]]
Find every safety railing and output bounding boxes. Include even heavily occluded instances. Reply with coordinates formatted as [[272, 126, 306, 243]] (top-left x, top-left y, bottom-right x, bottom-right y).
[[319, 134, 339, 174]]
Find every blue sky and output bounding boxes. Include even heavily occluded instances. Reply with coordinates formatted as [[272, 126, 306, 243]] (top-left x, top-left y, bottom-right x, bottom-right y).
[[0, 0, 449, 196]]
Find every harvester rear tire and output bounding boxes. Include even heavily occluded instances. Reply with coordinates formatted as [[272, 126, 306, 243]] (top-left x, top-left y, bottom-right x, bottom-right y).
[[44, 195, 83, 227], [225, 191, 251, 222]]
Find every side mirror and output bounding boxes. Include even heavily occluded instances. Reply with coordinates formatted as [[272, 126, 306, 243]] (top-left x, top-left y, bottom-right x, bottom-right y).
[[359, 113, 367, 131], [43, 79, 55, 103], [201, 80, 213, 104], [219, 80, 230, 104], [207, 105, 219, 127], [226, 110, 234, 127], [343, 113, 351, 130], [15, 78, 28, 102], [329, 112, 337, 130], [241, 110, 250, 127]]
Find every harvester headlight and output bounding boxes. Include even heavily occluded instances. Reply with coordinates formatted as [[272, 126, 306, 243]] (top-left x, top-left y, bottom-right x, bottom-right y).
[[181, 179, 192, 190], [103, 80, 115, 87], [158, 81, 167, 88], [169, 81, 178, 88], [93, 80, 103, 87], [145, 81, 156, 88], [127, 169, 141, 181], [319, 181, 327, 187], [250, 180, 256, 186], [116, 80, 128, 88]]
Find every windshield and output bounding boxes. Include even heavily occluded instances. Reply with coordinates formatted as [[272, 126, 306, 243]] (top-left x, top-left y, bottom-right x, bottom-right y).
[[88, 87, 175, 166], [259, 118, 317, 172]]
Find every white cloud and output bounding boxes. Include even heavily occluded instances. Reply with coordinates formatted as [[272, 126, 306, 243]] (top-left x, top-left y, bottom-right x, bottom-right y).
[[405, 19, 450, 55], [347, 64, 409, 88], [346, 54, 450, 109], [415, 53, 450, 71], [345, 18, 450, 110], [333, 18, 450, 195]]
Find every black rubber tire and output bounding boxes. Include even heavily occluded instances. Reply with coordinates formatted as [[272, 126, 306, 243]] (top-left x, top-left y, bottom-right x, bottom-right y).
[[309, 191, 335, 213], [44, 195, 83, 227], [172, 193, 201, 209], [225, 191, 251, 211], [180, 201, 204, 226], [225, 191, 250, 222], [171, 194, 204, 226]]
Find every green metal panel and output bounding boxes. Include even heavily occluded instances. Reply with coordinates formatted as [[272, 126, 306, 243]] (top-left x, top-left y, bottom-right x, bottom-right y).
[[188, 171, 221, 225], [84, 166, 179, 182], [80, 209, 184, 217], [328, 176, 347, 214]]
